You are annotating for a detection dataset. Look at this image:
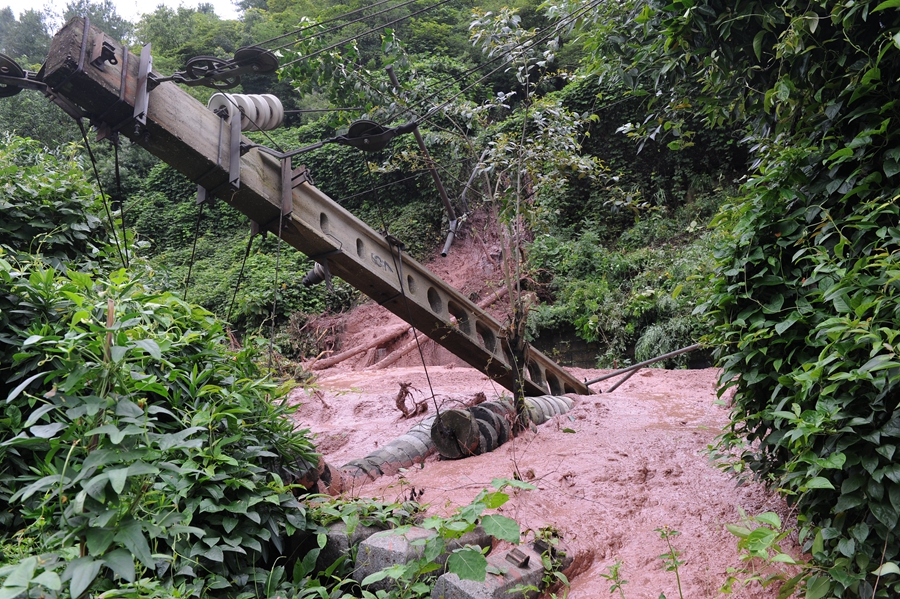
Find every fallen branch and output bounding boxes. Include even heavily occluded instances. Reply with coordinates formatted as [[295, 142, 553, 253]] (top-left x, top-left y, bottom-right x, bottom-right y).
[[369, 286, 509, 370], [310, 324, 411, 370], [395, 381, 427, 418]]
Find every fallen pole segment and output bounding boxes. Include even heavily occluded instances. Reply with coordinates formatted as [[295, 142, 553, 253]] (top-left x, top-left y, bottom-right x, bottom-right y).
[[43, 18, 588, 397]]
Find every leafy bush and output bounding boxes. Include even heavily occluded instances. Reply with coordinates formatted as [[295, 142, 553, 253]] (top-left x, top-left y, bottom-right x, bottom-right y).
[[528, 227, 715, 366], [0, 135, 106, 266], [0, 252, 318, 599]]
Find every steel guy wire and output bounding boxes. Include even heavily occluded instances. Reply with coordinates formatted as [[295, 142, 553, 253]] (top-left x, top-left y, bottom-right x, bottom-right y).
[[76, 119, 127, 271]]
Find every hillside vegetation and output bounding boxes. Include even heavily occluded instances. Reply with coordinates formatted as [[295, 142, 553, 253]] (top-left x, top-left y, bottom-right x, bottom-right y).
[[2, 0, 900, 596]]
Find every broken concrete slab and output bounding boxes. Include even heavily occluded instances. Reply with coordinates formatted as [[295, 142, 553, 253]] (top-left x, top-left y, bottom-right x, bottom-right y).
[[316, 520, 387, 572], [431, 543, 545, 599], [354, 526, 491, 593]]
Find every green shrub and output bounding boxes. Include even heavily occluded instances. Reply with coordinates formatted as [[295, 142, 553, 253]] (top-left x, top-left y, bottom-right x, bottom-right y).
[[0, 252, 317, 598], [0, 135, 106, 267], [528, 228, 715, 366]]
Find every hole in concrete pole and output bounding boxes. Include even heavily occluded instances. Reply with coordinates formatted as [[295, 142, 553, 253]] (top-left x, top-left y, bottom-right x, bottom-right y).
[[320, 212, 330, 234], [475, 321, 496, 353], [406, 275, 417, 294], [546, 373, 563, 395], [447, 301, 471, 335], [427, 287, 443, 314], [527, 360, 547, 390], [356, 238, 365, 258]]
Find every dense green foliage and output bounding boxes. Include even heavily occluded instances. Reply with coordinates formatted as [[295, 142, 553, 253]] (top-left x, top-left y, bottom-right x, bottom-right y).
[[564, 0, 900, 592], [0, 135, 324, 599]]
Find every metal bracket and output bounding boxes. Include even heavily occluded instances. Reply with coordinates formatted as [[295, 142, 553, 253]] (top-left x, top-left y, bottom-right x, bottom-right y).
[[94, 47, 130, 141], [505, 548, 530, 568], [133, 43, 152, 131], [90, 37, 117, 70]]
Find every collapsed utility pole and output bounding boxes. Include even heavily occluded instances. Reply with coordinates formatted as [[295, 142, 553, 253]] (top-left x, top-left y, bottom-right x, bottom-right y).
[[39, 18, 589, 396]]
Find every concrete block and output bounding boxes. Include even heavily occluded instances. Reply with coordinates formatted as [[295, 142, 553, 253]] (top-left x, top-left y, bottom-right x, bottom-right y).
[[432, 543, 545, 599], [317, 520, 385, 572], [354, 527, 433, 591], [355, 526, 491, 593]]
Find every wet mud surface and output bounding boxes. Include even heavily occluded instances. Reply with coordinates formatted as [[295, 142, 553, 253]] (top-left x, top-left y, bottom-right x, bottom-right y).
[[290, 366, 802, 598]]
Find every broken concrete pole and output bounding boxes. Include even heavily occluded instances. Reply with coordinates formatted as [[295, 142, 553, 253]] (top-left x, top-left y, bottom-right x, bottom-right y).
[[430, 396, 575, 459], [340, 415, 437, 482]]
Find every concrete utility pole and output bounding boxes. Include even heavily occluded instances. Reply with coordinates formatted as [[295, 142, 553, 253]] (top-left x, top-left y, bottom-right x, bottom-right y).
[[42, 18, 588, 396]]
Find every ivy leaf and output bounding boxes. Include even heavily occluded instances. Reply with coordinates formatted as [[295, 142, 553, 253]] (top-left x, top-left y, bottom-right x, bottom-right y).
[[114, 520, 153, 568], [103, 549, 136, 583], [447, 547, 488, 582], [107, 468, 129, 494]]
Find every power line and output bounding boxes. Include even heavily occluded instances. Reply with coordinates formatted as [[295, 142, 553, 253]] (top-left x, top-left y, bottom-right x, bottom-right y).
[[254, 0, 400, 48], [268, 0, 432, 53], [279, 0, 458, 69]]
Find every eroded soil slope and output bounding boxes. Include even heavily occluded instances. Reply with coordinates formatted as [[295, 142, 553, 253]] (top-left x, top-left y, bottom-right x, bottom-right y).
[[290, 366, 802, 598]]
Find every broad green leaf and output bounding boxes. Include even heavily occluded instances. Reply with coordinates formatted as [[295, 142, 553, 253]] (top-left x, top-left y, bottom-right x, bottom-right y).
[[805, 477, 834, 490], [755, 512, 781, 528], [873, 0, 900, 12], [204, 546, 224, 562], [480, 491, 508, 509], [447, 548, 488, 582], [114, 521, 154, 568], [482, 514, 520, 543], [31, 571, 61, 591], [85, 527, 115, 555], [29, 423, 65, 438], [805, 575, 831, 599], [5, 557, 37, 588], [871, 562, 900, 576], [6, 372, 47, 403], [222, 517, 239, 533], [725, 524, 751, 538], [103, 549, 136, 582], [752, 30, 764, 61], [107, 468, 129, 494], [65, 557, 102, 598], [110, 346, 128, 363], [133, 339, 161, 359], [771, 553, 796, 564], [22, 403, 56, 428], [360, 570, 389, 586]]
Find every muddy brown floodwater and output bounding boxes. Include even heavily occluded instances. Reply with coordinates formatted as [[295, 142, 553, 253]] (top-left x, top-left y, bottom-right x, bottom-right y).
[[289, 364, 804, 598]]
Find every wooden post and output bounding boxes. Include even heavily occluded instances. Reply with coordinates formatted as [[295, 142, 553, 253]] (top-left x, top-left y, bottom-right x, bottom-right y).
[[43, 18, 589, 396]]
